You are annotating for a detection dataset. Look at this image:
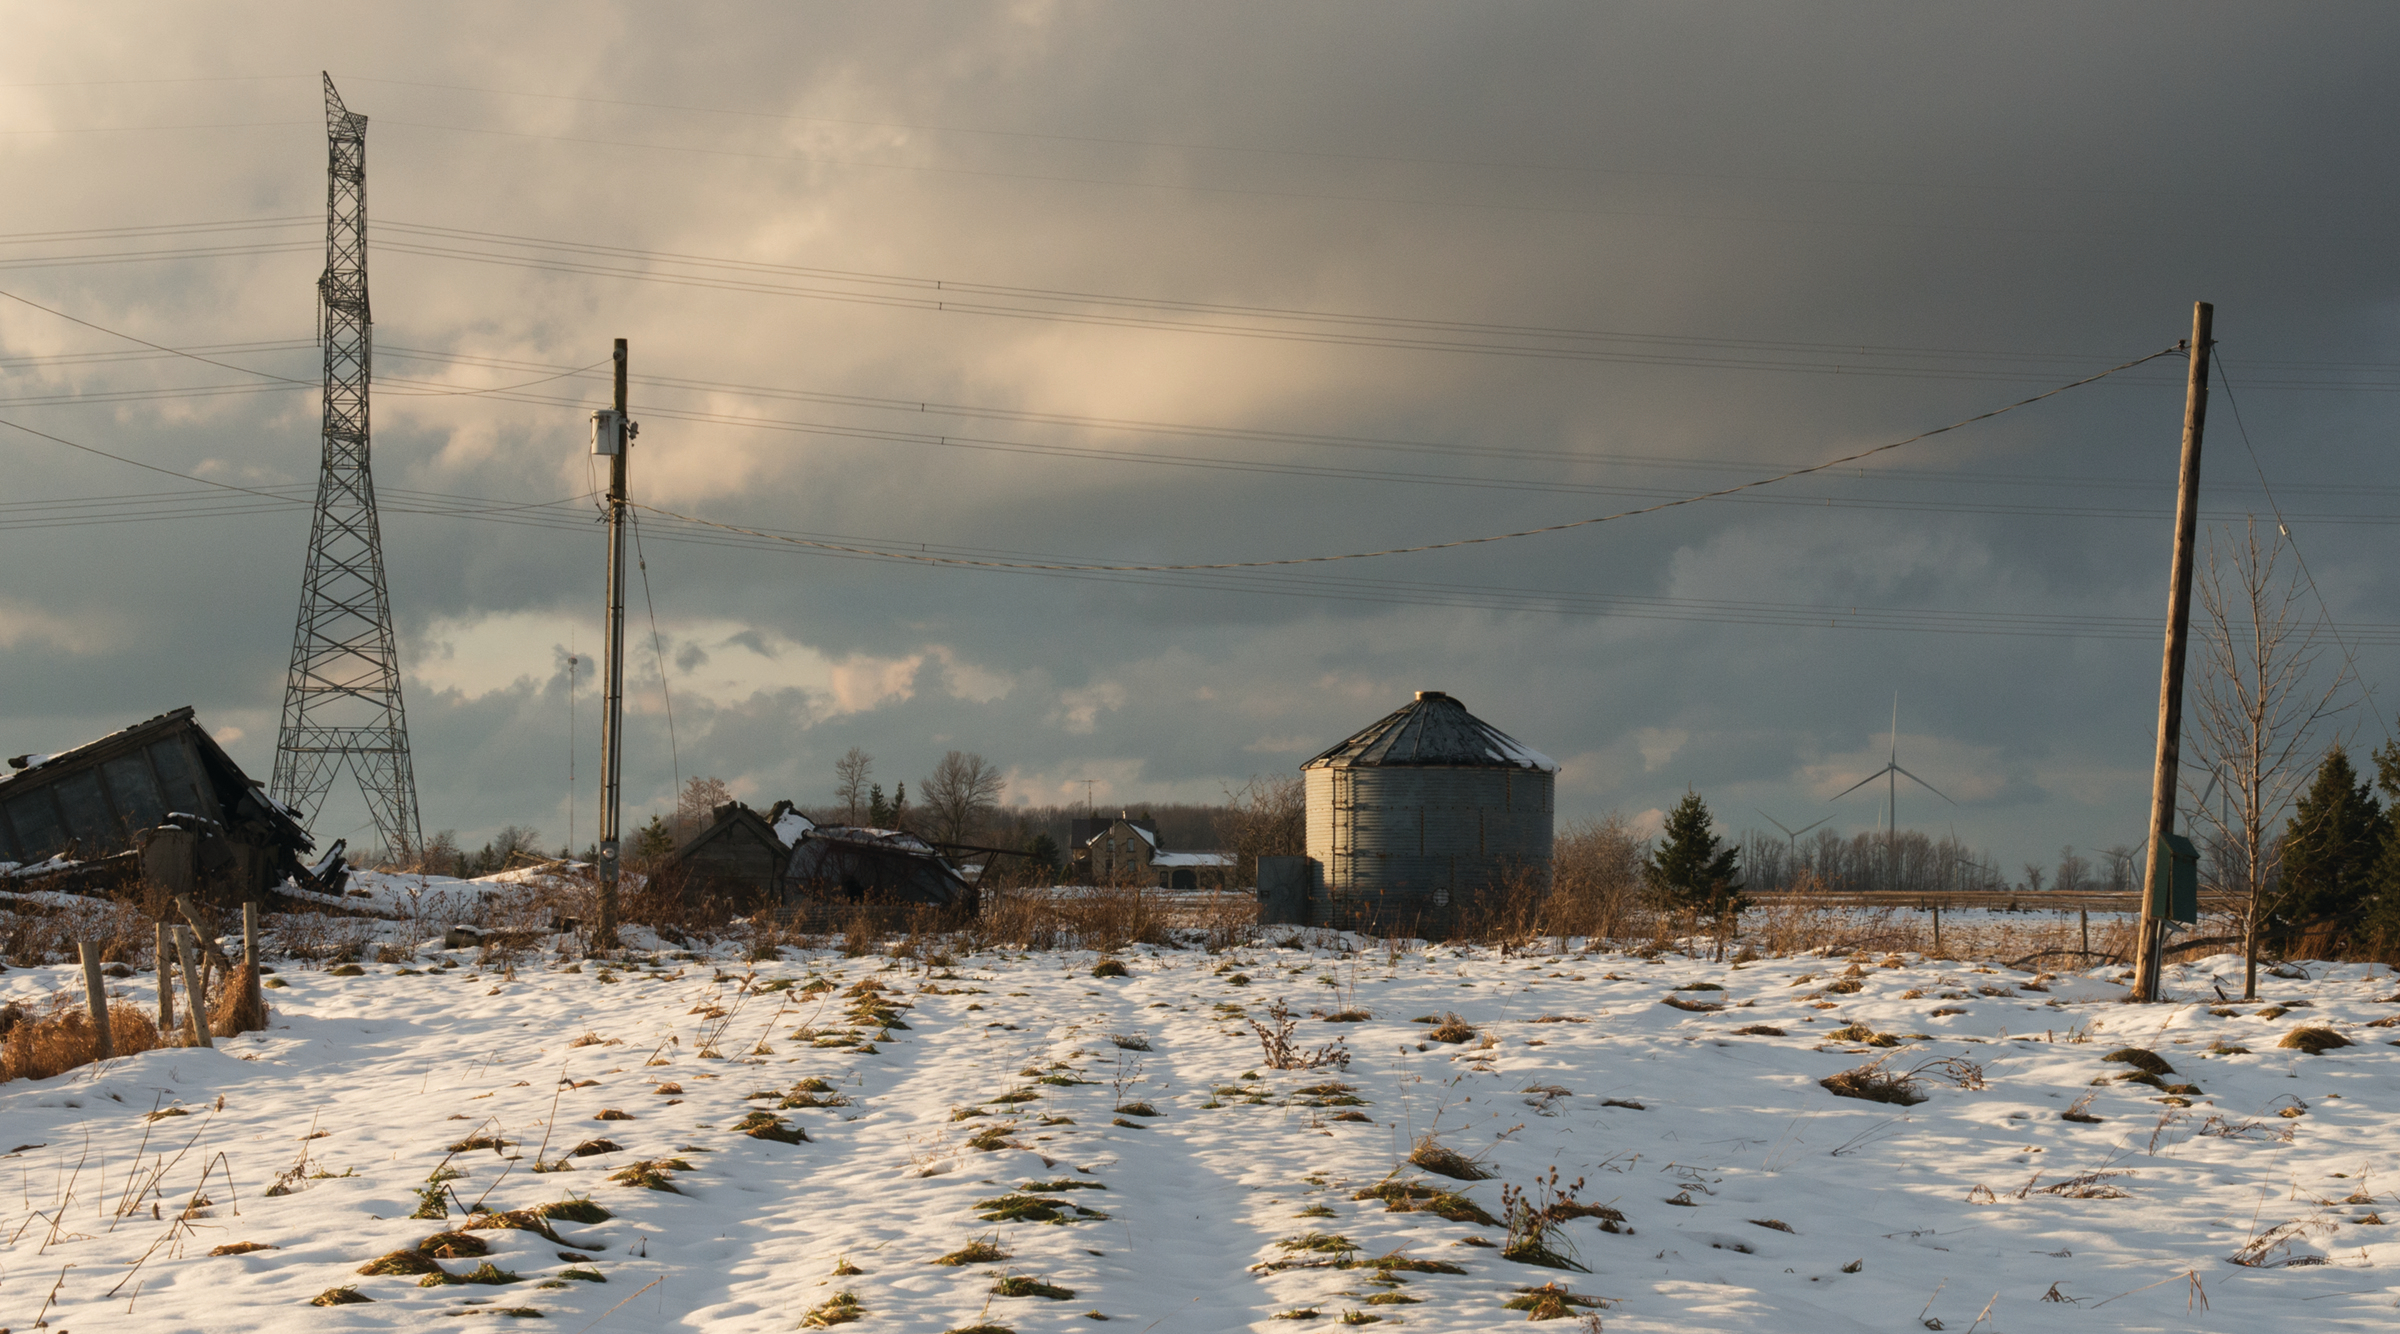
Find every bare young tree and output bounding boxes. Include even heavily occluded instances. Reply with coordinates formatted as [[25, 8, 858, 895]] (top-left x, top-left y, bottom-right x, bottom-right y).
[[2185, 517, 2345, 1000], [833, 747, 873, 822], [920, 751, 1005, 847], [674, 775, 734, 838]]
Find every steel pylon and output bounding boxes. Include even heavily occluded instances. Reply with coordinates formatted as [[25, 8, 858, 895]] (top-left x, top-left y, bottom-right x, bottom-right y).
[[270, 73, 423, 861]]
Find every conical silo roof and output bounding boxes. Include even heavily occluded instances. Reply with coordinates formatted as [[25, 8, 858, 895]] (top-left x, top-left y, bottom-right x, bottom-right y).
[[1303, 691, 1557, 772]]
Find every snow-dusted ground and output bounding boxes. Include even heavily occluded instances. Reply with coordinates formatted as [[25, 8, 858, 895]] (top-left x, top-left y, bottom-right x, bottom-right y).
[[4, 936, 2398, 1332]]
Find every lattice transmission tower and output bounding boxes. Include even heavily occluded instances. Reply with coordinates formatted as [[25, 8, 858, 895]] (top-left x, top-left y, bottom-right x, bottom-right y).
[[270, 73, 423, 860]]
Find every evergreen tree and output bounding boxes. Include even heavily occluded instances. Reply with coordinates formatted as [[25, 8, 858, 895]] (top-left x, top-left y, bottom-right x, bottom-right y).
[[1644, 789, 1745, 954], [866, 783, 890, 827], [632, 814, 675, 865], [2278, 745, 2386, 943], [2362, 742, 2400, 951]]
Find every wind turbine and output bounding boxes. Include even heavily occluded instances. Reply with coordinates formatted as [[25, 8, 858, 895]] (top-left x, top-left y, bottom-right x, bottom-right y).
[[1756, 810, 1833, 892], [1832, 695, 1955, 890], [1757, 810, 1833, 844]]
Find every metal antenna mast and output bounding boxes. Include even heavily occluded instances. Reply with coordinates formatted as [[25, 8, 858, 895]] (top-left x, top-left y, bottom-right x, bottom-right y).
[[271, 73, 423, 861]]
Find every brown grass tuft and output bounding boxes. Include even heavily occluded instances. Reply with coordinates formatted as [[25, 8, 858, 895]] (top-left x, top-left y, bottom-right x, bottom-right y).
[[359, 1248, 446, 1276], [2, 999, 161, 1083], [2102, 1047, 2173, 1075], [934, 1237, 1010, 1265], [1407, 1133, 1492, 1181], [1820, 1060, 1927, 1106], [2278, 1026, 2350, 1054], [1425, 1014, 1477, 1044]]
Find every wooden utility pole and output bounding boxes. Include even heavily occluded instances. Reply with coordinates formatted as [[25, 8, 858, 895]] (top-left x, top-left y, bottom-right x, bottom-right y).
[[2134, 302, 2213, 1002], [594, 339, 631, 950]]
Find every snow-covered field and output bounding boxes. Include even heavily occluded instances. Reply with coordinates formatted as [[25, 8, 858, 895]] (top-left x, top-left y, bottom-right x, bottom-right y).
[[4, 934, 2398, 1332]]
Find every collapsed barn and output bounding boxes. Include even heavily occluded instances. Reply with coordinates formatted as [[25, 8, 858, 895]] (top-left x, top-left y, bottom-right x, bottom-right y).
[[0, 707, 342, 906], [786, 825, 974, 917], [663, 801, 974, 925]]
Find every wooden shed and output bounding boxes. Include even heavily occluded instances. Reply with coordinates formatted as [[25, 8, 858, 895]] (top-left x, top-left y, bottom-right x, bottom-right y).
[[662, 800, 814, 912], [0, 706, 338, 904]]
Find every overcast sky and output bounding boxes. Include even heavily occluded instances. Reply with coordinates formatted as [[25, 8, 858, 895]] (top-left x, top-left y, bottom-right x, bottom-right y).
[[5, 3, 2398, 874]]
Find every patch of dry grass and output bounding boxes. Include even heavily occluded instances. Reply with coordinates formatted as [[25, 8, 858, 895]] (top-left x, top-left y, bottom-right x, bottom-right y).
[[934, 1237, 1010, 1265], [2278, 1027, 2351, 1055], [1, 999, 162, 1083], [1407, 1132, 1492, 1181]]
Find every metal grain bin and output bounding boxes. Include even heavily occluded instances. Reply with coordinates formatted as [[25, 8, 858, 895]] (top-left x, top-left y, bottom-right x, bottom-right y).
[[1301, 690, 1556, 935]]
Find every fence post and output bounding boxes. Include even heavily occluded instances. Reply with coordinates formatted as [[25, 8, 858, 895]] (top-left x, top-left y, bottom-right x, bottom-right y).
[[79, 942, 114, 1061], [173, 926, 213, 1048], [2081, 908, 2090, 959], [242, 901, 262, 1018], [1932, 903, 1942, 953], [156, 918, 176, 1036]]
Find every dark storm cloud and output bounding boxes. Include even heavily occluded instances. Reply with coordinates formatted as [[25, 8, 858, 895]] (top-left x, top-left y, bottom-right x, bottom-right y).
[[3, 2, 2397, 870]]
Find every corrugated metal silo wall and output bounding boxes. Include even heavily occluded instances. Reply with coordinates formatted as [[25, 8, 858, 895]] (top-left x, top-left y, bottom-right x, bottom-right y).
[[1305, 765, 1553, 935]]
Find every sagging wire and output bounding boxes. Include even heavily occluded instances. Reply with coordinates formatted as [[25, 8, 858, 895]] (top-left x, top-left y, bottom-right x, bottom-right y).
[[627, 504, 682, 807], [2212, 349, 2393, 748], [631, 346, 2184, 574]]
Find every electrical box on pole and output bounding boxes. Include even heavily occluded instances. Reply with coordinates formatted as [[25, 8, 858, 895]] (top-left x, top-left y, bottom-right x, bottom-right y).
[[2147, 832, 2200, 925], [591, 409, 625, 456]]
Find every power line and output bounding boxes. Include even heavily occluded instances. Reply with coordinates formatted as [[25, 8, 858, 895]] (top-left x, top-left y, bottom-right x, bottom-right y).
[[630, 347, 2183, 573], [5, 216, 2399, 386], [5, 335, 2394, 516], [371, 114, 2197, 238], [2212, 351, 2394, 748], [628, 506, 681, 809], [15, 413, 2400, 645], [0, 286, 318, 384]]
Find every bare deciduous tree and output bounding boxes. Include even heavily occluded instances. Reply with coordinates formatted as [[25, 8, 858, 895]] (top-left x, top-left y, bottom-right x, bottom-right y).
[[674, 775, 734, 838], [1216, 774, 1305, 888], [921, 751, 1005, 847], [2053, 846, 2091, 896], [2185, 518, 2345, 1000], [833, 747, 873, 823]]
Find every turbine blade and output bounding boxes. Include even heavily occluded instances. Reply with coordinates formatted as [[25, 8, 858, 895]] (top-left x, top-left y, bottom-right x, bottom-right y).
[[1892, 765, 1956, 805], [1831, 766, 1896, 801]]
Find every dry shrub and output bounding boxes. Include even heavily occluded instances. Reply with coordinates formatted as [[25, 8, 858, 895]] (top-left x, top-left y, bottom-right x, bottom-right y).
[[210, 961, 267, 1037], [2, 999, 162, 1082], [1438, 815, 1648, 948], [1, 895, 153, 967], [269, 911, 377, 964], [618, 861, 740, 937], [961, 885, 1170, 952]]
